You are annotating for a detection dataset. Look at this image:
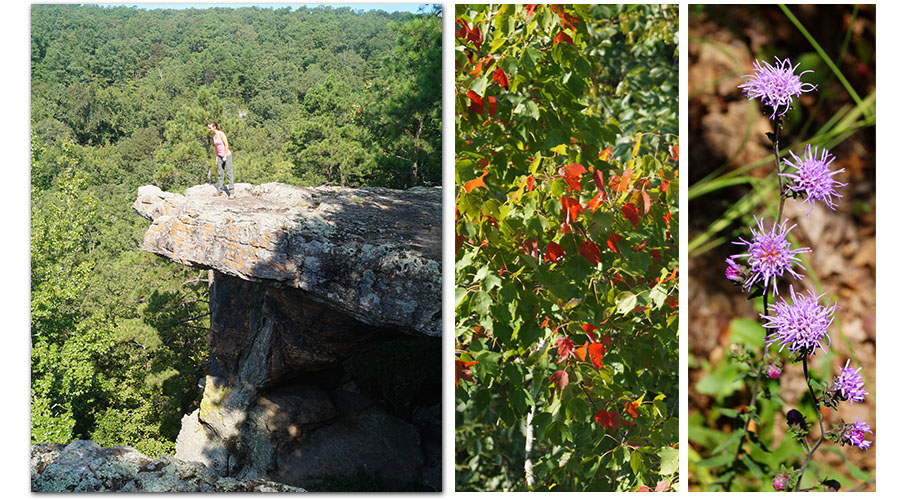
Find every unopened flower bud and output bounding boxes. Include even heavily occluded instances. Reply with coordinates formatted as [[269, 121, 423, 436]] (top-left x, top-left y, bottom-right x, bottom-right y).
[[765, 359, 782, 379], [773, 472, 792, 491], [730, 344, 744, 357], [822, 479, 841, 492], [786, 409, 806, 431]]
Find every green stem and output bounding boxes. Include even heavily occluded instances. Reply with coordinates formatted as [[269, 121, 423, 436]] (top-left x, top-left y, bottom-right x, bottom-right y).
[[792, 357, 826, 491]]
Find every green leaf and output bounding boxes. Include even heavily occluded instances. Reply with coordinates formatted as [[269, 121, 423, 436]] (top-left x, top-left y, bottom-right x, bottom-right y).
[[658, 447, 678, 476], [616, 292, 637, 315]]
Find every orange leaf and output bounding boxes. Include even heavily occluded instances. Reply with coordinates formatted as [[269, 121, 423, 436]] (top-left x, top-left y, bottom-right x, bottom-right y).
[[585, 192, 605, 213], [545, 241, 565, 263], [463, 170, 488, 193], [622, 203, 641, 228], [663, 210, 672, 228], [560, 195, 583, 224], [492, 67, 509, 90], [559, 163, 587, 191], [615, 168, 634, 192], [455, 359, 478, 387], [574, 342, 588, 362], [525, 175, 535, 192], [553, 31, 574, 46], [669, 144, 679, 162], [578, 241, 602, 265], [540, 316, 550, 328], [624, 401, 638, 418], [598, 146, 613, 162], [469, 59, 483, 77], [525, 4, 538, 18]]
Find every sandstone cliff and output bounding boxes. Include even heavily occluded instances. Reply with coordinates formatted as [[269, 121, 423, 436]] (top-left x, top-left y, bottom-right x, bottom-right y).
[[130, 183, 442, 491], [33, 182, 442, 492]]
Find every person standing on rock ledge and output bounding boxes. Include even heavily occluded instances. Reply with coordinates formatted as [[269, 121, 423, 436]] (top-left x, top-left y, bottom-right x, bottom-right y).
[[208, 121, 234, 197]]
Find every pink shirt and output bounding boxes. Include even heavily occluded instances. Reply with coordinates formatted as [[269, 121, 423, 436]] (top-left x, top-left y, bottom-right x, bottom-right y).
[[213, 133, 227, 157]]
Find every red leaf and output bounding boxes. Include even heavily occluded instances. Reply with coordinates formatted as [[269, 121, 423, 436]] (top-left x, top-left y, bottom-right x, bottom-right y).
[[525, 4, 538, 18], [477, 157, 490, 168], [595, 410, 615, 428], [598, 146, 613, 162], [641, 190, 652, 214], [467, 90, 484, 115], [455, 359, 478, 387], [666, 297, 678, 309], [487, 96, 497, 118], [492, 68, 509, 90], [622, 203, 641, 229], [601, 333, 611, 346], [540, 316, 550, 328], [581, 323, 598, 343], [578, 241, 602, 265], [560, 195, 583, 224], [545, 241, 565, 263], [607, 233, 623, 253], [663, 210, 672, 228], [592, 169, 605, 192], [463, 170, 488, 193], [549, 370, 569, 398], [558, 163, 586, 191], [467, 25, 482, 51], [624, 401, 638, 418], [525, 175, 535, 192], [556, 337, 575, 360], [636, 486, 651, 492], [669, 144, 679, 162], [553, 31, 574, 46], [660, 179, 670, 196], [588, 342, 605, 369], [655, 481, 670, 493]]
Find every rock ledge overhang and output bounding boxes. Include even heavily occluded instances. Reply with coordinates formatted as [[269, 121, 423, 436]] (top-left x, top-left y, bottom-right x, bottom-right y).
[[133, 182, 441, 337]]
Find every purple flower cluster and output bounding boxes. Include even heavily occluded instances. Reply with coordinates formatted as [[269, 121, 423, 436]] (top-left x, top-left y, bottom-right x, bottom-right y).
[[830, 359, 868, 405], [841, 419, 873, 451], [761, 285, 836, 358], [782, 145, 847, 215], [730, 216, 811, 295], [738, 57, 817, 119]]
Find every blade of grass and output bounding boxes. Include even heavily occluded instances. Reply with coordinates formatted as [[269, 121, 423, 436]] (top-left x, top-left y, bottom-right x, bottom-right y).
[[779, 4, 870, 120]]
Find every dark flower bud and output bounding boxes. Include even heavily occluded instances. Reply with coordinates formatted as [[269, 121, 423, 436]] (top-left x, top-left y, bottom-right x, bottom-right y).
[[772, 472, 791, 491], [822, 479, 841, 492], [786, 409, 806, 430]]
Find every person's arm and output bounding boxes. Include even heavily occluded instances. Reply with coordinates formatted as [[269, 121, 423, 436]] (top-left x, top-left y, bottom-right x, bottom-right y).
[[222, 132, 231, 156]]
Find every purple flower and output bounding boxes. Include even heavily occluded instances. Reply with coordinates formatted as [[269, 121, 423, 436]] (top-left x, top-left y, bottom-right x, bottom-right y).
[[782, 145, 847, 214], [841, 419, 873, 451], [761, 285, 836, 358], [731, 216, 811, 295], [830, 359, 867, 405], [738, 57, 817, 119]]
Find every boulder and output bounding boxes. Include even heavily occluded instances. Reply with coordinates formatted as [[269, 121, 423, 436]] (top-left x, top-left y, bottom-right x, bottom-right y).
[[31, 441, 303, 492]]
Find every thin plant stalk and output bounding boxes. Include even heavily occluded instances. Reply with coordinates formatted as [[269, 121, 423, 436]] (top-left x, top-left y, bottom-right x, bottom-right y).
[[793, 356, 826, 491]]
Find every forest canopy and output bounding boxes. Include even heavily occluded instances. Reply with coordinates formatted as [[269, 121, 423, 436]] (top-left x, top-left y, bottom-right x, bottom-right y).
[[30, 3, 441, 457]]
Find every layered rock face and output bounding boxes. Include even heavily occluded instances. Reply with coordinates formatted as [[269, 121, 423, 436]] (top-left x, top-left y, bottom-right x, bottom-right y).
[[132, 183, 442, 491]]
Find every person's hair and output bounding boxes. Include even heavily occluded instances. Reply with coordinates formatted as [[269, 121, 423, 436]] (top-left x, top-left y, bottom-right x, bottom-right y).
[[208, 121, 221, 130]]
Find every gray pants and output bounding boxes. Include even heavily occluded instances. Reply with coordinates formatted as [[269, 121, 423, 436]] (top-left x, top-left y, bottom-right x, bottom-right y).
[[217, 153, 234, 194]]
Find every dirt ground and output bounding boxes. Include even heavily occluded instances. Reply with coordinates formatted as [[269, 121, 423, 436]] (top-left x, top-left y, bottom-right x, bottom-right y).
[[687, 4, 876, 491]]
